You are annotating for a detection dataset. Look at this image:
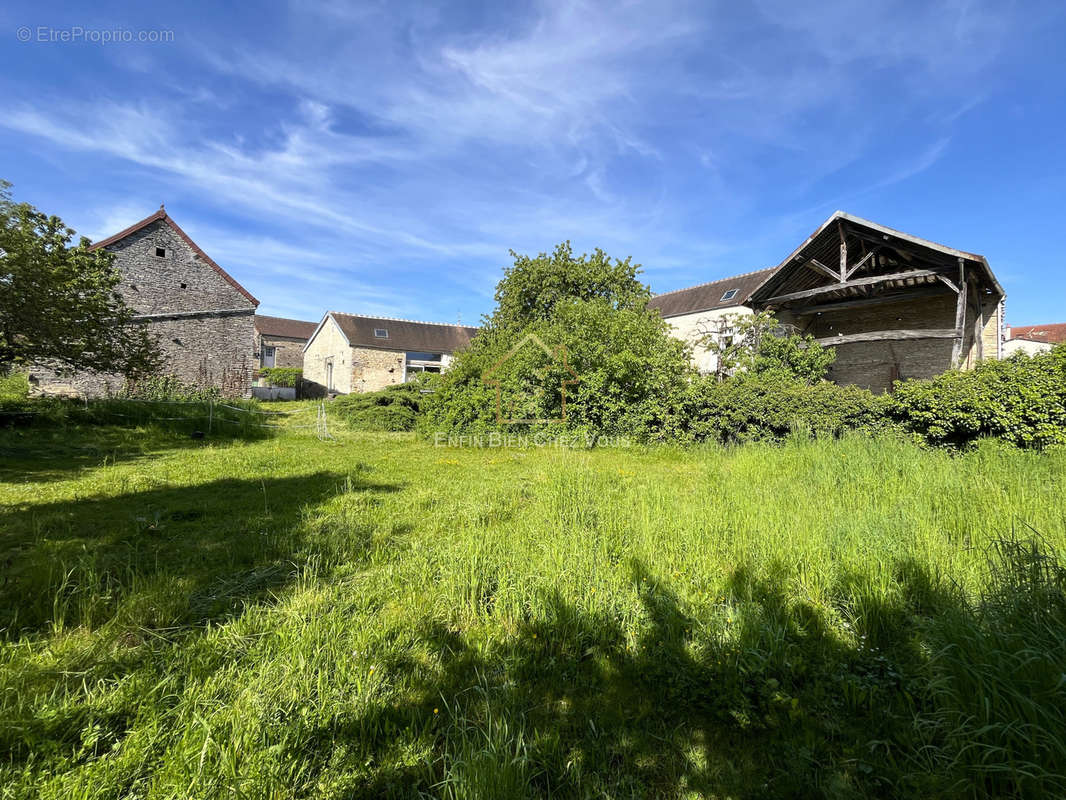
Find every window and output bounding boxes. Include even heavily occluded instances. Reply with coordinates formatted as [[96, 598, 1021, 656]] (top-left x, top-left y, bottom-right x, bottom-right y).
[[374, 328, 388, 338], [720, 289, 738, 302], [262, 346, 276, 368], [155, 246, 166, 258]]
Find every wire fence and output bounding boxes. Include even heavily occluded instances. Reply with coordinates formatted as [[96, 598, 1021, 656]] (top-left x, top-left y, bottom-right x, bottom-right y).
[[0, 398, 334, 440]]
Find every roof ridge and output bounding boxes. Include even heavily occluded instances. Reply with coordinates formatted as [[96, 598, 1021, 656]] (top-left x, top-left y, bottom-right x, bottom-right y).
[[652, 266, 775, 298], [256, 313, 315, 323], [330, 311, 476, 329]]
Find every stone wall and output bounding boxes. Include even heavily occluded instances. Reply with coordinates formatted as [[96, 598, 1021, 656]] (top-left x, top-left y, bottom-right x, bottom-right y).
[[28, 218, 257, 397], [303, 316, 351, 394], [259, 335, 307, 368], [351, 346, 406, 393], [31, 311, 255, 397]]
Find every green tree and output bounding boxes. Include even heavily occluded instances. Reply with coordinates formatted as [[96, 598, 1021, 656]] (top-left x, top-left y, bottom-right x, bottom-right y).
[[423, 243, 693, 440], [489, 241, 651, 330], [0, 182, 160, 377]]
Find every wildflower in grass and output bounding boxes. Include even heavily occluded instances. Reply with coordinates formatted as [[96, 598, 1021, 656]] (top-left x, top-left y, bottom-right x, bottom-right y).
[[433, 708, 439, 714]]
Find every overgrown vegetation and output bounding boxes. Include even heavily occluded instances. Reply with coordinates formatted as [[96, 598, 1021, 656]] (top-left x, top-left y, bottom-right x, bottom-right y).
[[699, 309, 836, 383], [0, 369, 29, 401], [258, 366, 303, 388], [892, 345, 1066, 449], [421, 242, 1066, 451], [423, 242, 694, 439], [117, 374, 224, 403], [1, 425, 1064, 797], [331, 374, 437, 431]]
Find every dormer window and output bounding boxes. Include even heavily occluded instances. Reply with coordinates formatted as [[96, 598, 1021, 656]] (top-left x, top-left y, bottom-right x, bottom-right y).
[[720, 289, 738, 301], [155, 246, 167, 258], [374, 328, 388, 339]]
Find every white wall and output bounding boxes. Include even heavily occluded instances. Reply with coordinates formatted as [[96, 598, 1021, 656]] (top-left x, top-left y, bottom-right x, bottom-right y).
[[1003, 338, 1053, 357], [662, 305, 753, 374]]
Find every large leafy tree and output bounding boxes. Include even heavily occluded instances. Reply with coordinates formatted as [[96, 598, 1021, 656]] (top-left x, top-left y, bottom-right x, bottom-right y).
[[0, 182, 160, 377], [424, 242, 693, 440]]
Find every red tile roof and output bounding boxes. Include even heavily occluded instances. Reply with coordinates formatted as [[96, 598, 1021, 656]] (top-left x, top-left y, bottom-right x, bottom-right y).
[[255, 315, 317, 340], [90, 208, 259, 306], [1009, 323, 1066, 344]]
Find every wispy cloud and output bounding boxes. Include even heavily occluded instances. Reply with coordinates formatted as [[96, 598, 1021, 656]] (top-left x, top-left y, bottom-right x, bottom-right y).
[[0, 0, 1038, 319]]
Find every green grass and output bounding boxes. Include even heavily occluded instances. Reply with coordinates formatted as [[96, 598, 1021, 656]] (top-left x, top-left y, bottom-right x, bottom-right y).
[[1, 419, 1065, 798]]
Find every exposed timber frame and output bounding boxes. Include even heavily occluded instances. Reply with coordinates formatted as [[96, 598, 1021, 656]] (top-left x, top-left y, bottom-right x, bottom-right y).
[[815, 328, 961, 347], [792, 286, 949, 316], [760, 269, 942, 306], [950, 258, 968, 367]]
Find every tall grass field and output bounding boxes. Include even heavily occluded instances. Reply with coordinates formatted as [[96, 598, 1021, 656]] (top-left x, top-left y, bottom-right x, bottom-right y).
[[1, 413, 1064, 798]]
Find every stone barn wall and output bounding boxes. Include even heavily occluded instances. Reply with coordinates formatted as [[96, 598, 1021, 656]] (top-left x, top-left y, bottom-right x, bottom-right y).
[[351, 347, 406, 393], [28, 216, 257, 397]]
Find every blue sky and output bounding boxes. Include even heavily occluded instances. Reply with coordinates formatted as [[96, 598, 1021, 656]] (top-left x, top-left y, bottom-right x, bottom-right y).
[[1, 0, 1064, 326]]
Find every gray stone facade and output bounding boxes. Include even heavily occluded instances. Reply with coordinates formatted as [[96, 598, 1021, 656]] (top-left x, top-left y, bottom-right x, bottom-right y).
[[29, 211, 258, 397]]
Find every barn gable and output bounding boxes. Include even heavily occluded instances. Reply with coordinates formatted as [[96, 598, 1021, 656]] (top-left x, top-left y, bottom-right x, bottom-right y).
[[748, 212, 1005, 391], [30, 208, 258, 397], [91, 209, 258, 313]]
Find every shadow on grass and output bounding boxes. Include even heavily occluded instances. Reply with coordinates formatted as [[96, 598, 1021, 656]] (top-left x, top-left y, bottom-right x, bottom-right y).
[[0, 425, 246, 484], [303, 552, 1065, 799], [0, 471, 400, 636]]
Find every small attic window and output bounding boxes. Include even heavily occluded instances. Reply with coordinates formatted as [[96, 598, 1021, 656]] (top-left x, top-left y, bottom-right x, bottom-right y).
[[374, 328, 388, 339], [720, 289, 738, 301], [155, 246, 167, 258]]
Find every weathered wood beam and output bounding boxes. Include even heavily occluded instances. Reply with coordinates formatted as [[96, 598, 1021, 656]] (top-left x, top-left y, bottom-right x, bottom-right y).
[[950, 259, 968, 367], [838, 221, 847, 281], [935, 274, 959, 293], [792, 286, 949, 316], [760, 269, 942, 306], [971, 280, 984, 362], [815, 328, 961, 346], [844, 250, 876, 280], [803, 258, 843, 283]]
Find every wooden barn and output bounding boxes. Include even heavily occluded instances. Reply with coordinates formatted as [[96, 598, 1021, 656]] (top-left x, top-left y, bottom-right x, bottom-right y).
[[748, 213, 1005, 392]]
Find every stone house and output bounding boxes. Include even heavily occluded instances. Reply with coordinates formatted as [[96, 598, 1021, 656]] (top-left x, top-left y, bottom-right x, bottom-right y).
[[29, 207, 259, 397], [649, 211, 1005, 393], [255, 315, 317, 369], [303, 312, 478, 394]]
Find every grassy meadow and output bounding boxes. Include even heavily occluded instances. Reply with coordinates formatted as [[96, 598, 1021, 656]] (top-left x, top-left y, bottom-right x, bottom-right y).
[[1, 410, 1065, 798]]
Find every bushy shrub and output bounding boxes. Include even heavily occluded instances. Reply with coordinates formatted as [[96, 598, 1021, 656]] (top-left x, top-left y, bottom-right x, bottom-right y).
[[681, 372, 891, 444], [892, 344, 1066, 449], [332, 375, 437, 431], [258, 367, 302, 388], [423, 243, 693, 442]]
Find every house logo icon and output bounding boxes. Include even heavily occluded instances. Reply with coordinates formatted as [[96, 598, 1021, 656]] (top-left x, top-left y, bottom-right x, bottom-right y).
[[482, 333, 580, 424]]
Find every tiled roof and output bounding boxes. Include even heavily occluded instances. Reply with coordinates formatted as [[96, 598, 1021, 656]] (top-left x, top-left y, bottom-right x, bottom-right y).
[[255, 315, 318, 340], [647, 268, 777, 318], [327, 313, 478, 353], [1009, 323, 1066, 344]]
